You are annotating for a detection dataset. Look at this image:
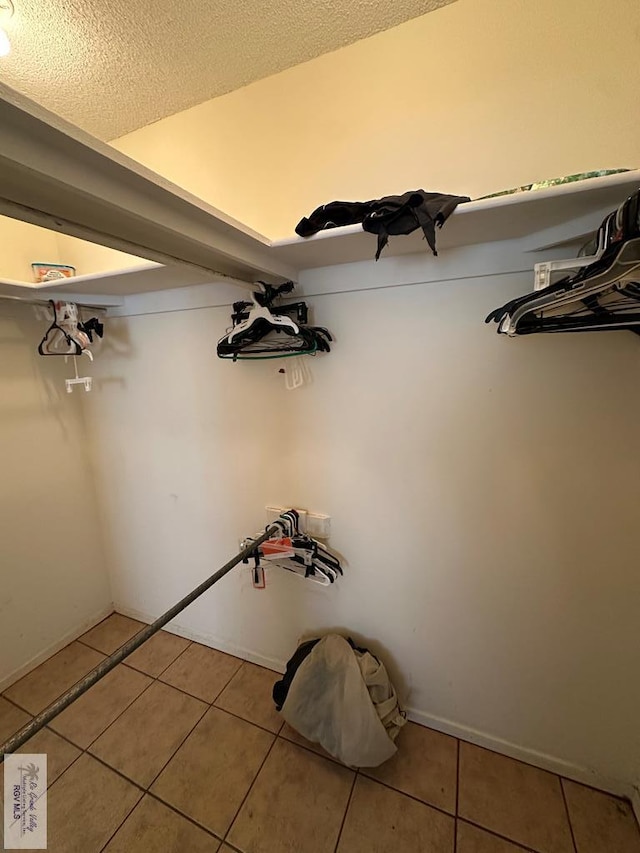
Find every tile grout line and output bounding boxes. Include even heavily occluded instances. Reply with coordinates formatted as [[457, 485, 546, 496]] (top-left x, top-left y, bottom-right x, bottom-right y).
[[144, 789, 225, 843], [78, 664, 167, 752], [75, 637, 127, 656], [3, 666, 284, 747], [204, 658, 246, 706], [4, 623, 280, 849], [142, 699, 209, 792], [1, 693, 34, 717], [91, 751, 222, 853], [3, 683, 158, 791], [559, 777, 579, 853], [154, 657, 283, 737], [2, 621, 159, 741], [141, 657, 253, 792], [277, 731, 342, 765], [457, 817, 546, 852], [7, 616, 627, 853], [150, 642, 241, 705], [88, 751, 148, 796], [83, 634, 200, 753], [221, 732, 281, 845], [333, 769, 358, 853], [83, 676, 158, 753], [3, 624, 199, 849], [6, 619, 639, 810], [8, 657, 638, 818], [95, 785, 144, 853], [58, 631, 197, 761], [4, 628, 280, 802], [5, 626, 629, 798], [9, 671, 461, 832], [356, 774, 457, 821]]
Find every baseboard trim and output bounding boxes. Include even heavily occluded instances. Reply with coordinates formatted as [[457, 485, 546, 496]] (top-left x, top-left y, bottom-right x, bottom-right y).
[[114, 604, 287, 674], [0, 603, 115, 693], [114, 605, 634, 802], [405, 706, 631, 799]]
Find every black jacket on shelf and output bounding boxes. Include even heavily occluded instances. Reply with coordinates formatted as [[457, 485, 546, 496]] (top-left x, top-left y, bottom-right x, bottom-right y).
[[295, 189, 470, 260]]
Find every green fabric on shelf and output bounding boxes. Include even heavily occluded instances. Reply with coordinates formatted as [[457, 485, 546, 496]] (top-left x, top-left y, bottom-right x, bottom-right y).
[[479, 169, 630, 200]]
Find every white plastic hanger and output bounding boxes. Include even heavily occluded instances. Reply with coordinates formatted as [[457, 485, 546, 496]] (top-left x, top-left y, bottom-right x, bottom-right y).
[[242, 534, 333, 586], [533, 212, 615, 290], [281, 356, 311, 390], [64, 355, 92, 393], [39, 301, 92, 357], [500, 238, 640, 335], [227, 293, 299, 343]]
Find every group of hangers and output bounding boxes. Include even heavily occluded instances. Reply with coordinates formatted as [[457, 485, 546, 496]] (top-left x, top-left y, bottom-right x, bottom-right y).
[[243, 509, 343, 587], [487, 189, 640, 335], [217, 282, 333, 360], [38, 300, 104, 359], [38, 300, 104, 392]]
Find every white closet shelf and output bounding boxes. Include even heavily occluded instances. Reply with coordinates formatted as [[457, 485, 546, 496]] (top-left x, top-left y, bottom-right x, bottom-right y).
[[0, 262, 218, 304], [2, 170, 638, 304], [270, 170, 640, 268], [0, 80, 638, 303], [0, 83, 295, 290]]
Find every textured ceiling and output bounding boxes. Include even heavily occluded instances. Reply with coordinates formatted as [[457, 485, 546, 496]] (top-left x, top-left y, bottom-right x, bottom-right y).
[[0, 0, 455, 140]]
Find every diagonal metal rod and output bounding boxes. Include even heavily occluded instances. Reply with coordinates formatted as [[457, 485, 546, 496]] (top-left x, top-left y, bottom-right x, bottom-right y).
[[0, 523, 280, 759]]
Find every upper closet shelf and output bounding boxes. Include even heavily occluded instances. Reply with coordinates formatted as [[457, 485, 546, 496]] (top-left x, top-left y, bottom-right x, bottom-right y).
[[0, 261, 223, 305], [271, 170, 640, 268], [0, 82, 295, 290], [1, 83, 638, 301]]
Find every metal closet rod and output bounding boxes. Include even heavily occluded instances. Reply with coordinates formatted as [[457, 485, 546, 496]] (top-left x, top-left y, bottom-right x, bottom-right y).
[[0, 522, 282, 759]]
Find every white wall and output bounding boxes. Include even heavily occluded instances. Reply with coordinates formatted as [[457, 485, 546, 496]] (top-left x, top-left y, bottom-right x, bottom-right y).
[[4, 0, 635, 797], [85, 243, 640, 795], [0, 217, 62, 282], [83, 306, 292, 660], [285, 263, 640, 792], [0, 302, 112, 689], [54, 235, 142, 278]]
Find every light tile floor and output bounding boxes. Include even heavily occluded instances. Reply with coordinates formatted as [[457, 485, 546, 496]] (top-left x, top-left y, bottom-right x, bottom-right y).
[[1, 613, 639, 853]]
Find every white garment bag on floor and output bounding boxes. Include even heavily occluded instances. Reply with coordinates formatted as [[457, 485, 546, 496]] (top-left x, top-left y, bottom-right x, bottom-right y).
[[277, 634, 406, 767]]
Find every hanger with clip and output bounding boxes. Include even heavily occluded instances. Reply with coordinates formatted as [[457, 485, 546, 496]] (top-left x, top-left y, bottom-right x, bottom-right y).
[[38, 301, 88, 356], [38, 300, 103, 356], [496, 237, 640, 335], [37, 300, 105, 392], [227, 292, 299, 343], [487, 189, 640, 336], [217, 284, 333, 360], [64, 356, 93, 393]]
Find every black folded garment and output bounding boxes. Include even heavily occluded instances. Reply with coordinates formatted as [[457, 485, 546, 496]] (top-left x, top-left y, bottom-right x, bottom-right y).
[[295, 189, 470, 260]]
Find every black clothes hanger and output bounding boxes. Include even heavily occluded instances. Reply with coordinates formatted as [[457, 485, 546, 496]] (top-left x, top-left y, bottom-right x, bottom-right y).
[[38, 300, 84, 356], [488, 238, 640, 335], [217, 284, 333, 360], [38, 301, 105, 356], [231, 300, 308, 327], [487, 189, 640, 335], [246, 516, 344, 586]]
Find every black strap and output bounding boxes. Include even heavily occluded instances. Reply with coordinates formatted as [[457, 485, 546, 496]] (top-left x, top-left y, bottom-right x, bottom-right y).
[[78, 317, 104, 343], [272, 638, 321, 711]]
